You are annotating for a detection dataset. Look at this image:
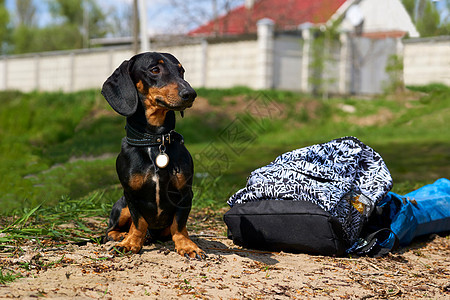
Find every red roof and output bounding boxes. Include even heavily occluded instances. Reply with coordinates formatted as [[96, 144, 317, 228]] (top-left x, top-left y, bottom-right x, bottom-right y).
[[189, 0, 347, 36]]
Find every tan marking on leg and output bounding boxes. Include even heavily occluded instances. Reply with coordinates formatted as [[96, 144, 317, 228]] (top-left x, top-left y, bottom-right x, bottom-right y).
[[117, 206, 131, 226], [170, 216, 204, 258], [107, 207, 131, 241], [107, 230, 127, 241], [116, 216, 148, 254]]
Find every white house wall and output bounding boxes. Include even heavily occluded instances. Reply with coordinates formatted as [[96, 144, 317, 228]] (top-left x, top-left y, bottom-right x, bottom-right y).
[[339, 0, 419, 37], [351, 37, 398, 94]]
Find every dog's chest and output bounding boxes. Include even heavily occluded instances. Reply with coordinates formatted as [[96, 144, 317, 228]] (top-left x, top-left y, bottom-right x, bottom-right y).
[[125, 147, 185, 191]]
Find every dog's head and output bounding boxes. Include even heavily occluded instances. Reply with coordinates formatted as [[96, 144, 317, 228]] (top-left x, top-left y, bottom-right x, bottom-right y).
[[101, 52, 196, 126]]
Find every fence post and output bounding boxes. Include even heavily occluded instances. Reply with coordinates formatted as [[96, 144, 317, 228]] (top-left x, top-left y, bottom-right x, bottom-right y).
[[69, 52, 75, 92], [257, 18, 274, 89], [300, 28, 312, 92], [108, 49, 115, 75], [201, 39, 208, 87], [339, 32, 350, 94], [34, 55, 40, 91], [0, 57, 6, 90]]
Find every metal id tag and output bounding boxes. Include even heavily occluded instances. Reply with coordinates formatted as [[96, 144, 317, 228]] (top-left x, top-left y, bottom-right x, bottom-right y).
[[156, 144, 169, 168]]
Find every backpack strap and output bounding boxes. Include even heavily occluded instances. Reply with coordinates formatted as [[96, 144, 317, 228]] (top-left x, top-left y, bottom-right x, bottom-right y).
[[347, 228, 399, 257]]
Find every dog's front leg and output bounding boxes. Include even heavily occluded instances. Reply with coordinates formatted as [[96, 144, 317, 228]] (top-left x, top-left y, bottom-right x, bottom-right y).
[[168, 172, 206, 259], [115, 212, 148, 254], [170, 210, 206, 259]]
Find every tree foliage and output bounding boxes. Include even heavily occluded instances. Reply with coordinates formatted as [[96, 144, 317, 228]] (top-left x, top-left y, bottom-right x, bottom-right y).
[[402, 0, 449, 37], [49, 0, 109, 37], [12, 24, 85, 54], [168, 0, 241, 34], [6, 0, 111, 54], [16, 0, 36, 27], [416, 0, 442, 36], [0, 0, 9, 50]]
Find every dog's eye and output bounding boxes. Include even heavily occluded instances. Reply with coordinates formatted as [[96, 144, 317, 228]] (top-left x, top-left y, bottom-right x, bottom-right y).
[[150, 67, 160, 74]]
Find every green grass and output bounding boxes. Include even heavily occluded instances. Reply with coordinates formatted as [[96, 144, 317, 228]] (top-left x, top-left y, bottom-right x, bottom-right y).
[[0, 90, 119, 210], [0, 269, 22, 284], [0, 192, 108, 246], [0, 85, 449, 213]]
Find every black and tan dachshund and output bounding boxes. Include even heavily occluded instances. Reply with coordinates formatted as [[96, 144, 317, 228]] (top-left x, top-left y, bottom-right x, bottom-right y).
[[101, 52, 205, 259]]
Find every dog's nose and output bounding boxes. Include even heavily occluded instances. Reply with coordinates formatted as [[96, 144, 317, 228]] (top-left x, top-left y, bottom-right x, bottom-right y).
[[179, 87, 197, 102]]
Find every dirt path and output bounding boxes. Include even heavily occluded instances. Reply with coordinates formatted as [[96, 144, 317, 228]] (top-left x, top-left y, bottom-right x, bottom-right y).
[[1, 209, 449, 299]]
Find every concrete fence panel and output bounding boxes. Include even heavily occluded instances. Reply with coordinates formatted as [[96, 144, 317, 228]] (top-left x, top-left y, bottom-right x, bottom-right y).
[[156, 44, 204, 87], [73, 52, 111, 91], [6, 57, 38, 92], [38, 54, 73, 92], [273, 35, 302, 91], [403, 37, 450, 86], [2, 31, 446, 95], [0, 60, 5, 90], [204, 40, 259, 89], [109, 50, 135, 74]]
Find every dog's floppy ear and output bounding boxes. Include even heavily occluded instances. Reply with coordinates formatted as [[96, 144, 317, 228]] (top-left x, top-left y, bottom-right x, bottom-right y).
[[101, 60, 138, 117]]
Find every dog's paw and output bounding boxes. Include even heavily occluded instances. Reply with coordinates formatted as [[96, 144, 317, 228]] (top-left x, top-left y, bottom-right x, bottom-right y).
[[105, 230, 127, 242], [110, 236, 144, 255], [175, 239, 207, 260], [183, 250, 207, 260]]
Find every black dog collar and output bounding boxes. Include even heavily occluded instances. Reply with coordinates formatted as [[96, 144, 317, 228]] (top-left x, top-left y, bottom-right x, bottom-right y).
[[125, 123, 184, 147]]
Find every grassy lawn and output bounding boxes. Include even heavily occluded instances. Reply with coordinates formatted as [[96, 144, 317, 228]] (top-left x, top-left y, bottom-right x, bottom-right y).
[[0, 84, 449, 216]]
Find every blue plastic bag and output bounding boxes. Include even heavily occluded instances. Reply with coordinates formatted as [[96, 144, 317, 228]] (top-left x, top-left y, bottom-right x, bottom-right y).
[[387, 178, 450, 245], [349, 178, 450, 256]]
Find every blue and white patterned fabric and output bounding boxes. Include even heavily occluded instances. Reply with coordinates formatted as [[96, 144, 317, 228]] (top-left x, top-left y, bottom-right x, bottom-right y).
[[228, 137, 393, 244]]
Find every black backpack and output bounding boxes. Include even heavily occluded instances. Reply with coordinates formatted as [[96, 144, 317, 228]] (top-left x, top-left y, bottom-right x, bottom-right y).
[[224, 137, 394, 256]]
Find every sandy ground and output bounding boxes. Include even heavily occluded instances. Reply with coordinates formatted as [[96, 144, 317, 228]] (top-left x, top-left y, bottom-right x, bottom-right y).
[[1, 208, 449, 299]]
